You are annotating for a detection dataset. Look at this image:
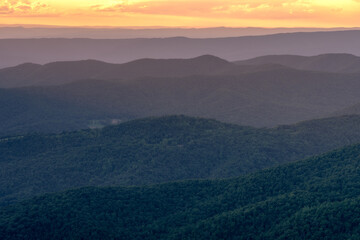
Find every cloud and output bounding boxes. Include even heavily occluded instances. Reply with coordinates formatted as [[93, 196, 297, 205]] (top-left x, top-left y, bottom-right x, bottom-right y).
[[86, 0, 360, 23], [0, 5, 13, 14], [2, 0, 360, 27], [88, 0, 320, 19], [90, 1, 232, 15], [0, 0, 48, 15]]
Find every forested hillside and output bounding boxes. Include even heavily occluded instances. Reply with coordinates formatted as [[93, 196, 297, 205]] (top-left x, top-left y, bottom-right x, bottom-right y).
[[2, 143, 360, 239], [2, 115, 360, 205]]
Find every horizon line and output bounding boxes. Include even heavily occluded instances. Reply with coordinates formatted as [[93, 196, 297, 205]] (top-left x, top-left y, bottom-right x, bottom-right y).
[[1, 24, 360, 29]]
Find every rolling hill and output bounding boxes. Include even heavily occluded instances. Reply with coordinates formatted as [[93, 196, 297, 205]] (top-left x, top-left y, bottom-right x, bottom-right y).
[[3, 53, 359, 89], [2, 142, 360, 239], [2, 115, 360, 205], [236, 53, 360, 73], [1, 30, 360, 68], [0, 55, 235, 88], [2, 65, 360, 134]]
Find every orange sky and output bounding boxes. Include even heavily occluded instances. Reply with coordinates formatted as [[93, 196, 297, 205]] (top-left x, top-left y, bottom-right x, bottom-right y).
[[1, 0, 360, 27]]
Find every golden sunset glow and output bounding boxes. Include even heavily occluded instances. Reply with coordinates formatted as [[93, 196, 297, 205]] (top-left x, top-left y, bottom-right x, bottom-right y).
[[1, 0, 360, 27]]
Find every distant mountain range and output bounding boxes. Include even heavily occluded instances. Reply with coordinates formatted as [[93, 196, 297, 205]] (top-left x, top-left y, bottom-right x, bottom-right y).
[[1, 26, 359, 39], [1, 30, 360, 68], [0, 55, 235, 87], [2, 137, 360, 239], [2, 115, 360, 206], [236, 53, 360, 73], [2, 53, 359, 89]]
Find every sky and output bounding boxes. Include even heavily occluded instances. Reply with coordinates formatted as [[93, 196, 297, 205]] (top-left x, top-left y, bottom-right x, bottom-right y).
[[0, 0, 360, 28]]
